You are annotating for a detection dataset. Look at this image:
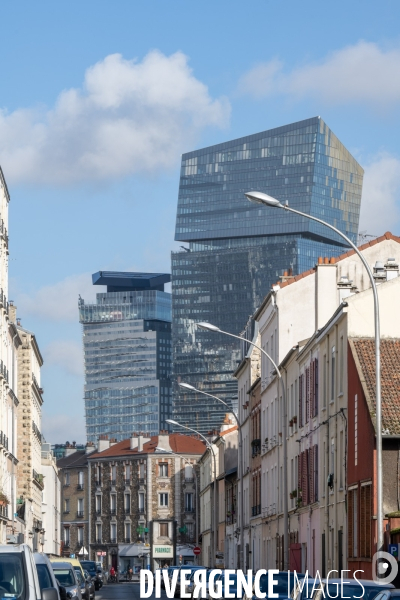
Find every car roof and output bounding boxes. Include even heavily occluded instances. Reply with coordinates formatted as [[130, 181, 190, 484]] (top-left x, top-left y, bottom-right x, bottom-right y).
[[34, 552, 52, 565], [0, 544, 29, 553], [51, 562, 74, 570]]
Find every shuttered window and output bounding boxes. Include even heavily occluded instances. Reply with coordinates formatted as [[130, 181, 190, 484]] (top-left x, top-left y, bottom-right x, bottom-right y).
[[299, 375, 304, 428], [348, 487, 358, 558], [305, 368, 310, 423], [360, 483, 372, 558]]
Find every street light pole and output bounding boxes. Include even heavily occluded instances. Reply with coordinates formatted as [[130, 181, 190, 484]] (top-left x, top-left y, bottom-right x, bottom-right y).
[[196, 323, 289, 570], [155, 447, 199, 550], [179, 382, 244, 570], [245, 190, 383, 553], [166, 419, 218, 568]]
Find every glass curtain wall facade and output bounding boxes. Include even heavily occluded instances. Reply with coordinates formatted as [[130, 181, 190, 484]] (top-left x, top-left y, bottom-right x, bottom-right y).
[[79, 272, 172, 443], [172, 117, 363, 433]]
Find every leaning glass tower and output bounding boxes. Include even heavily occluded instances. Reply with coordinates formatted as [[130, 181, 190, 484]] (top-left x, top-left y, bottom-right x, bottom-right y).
[[172, 116, 363, 433], [79, 272, 172, 442]]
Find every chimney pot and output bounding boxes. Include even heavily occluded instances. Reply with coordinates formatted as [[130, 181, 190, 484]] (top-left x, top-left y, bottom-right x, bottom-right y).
[[324, 257, 329, 264], [318, 257, 323, 264]]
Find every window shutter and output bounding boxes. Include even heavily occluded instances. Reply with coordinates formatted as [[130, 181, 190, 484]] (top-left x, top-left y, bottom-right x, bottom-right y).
[[305, 368, 310, 423], [365, 484, 372, 558], [310, 363, 315, 420], [314, 359, 319, 416], [309, 446, 314, 503], [348, 490, 354, 558], [314, 445, 319, 502], [299, 375, 303, 428], [303, 450, 309, 505], [298, 454, 302, 499]]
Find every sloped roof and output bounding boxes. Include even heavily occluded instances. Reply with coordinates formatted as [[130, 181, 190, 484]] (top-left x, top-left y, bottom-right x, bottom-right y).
[[349, 338, 400, 435], [219, 425, 238, 437], [57, 450, 89, 468], [88, 433, 206, 459]]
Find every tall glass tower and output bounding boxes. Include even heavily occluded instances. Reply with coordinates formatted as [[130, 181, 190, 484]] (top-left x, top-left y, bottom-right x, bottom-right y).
[[79, 272, 172, 443], [172, 117, 363, 433]]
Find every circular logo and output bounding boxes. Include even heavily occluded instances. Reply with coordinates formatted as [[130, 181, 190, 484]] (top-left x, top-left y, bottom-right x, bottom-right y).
[[372, 551, 399, 584]]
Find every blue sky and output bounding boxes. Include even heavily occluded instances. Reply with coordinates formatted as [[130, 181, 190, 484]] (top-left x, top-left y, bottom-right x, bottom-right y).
[[2, 0, 400, 442]]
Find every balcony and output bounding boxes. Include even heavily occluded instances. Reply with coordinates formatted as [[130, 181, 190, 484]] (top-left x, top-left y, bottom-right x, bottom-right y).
[[95, 480, 101, 487], [110, 538, 117, 544], [138, 507, 145, 514], [124, 479, 130, 486], [251, 439, 261, 458], [124, 538, 131, 544], [95, 509, 101, 515], [124, 508, 130, 514], [138, 478, 144, 485], [184, 507, 195, 513], [110, 508, 117, 515], [184, 477, 194, 483], [111, 479, 117, 487], [63, 510, 70, 515], [96, 539, 102, 544], [77, 483, 84, 491], [32, 469, 44, 490], [76, 511, 84, 518], [251, 505, 261, 517]]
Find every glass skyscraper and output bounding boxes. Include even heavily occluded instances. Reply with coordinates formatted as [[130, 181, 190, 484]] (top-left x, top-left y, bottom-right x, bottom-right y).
[[172, 116, 363, 433], [79, 272, 172, 443]]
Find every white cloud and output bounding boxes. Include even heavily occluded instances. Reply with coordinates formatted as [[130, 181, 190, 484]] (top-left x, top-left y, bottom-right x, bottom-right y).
[[44, 339, 84, 377], [0, 51, 230, 184], [15, 272, 95, 322], [239, 41, 400, 107], [42, 412, 86, 445], [360, 153, 400, 235]]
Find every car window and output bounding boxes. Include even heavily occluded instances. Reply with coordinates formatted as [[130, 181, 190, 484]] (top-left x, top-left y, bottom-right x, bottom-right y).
[[53, 569, 76, 587], [0, 553, 26, 599], [37, 564, 53, 591]]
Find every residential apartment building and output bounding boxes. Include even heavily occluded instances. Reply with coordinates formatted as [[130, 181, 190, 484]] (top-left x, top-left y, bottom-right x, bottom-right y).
[[57, 443, 95, 558], [231, 232, 400, 575], [172, 116, 364, 434], [41, 442, 61, 555], [86, 432, 205, 572], [0, 169, 22, 544], [15, 321, 44, 551], [79, 272, 172, 442]]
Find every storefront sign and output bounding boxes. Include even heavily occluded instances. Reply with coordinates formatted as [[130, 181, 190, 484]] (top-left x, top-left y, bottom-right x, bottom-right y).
[[153, 545, 174, 558]]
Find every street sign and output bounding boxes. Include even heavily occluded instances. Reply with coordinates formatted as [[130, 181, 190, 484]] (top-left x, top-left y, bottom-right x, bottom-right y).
[[389, 544, 399, 559], [193, 547, 201, 556]]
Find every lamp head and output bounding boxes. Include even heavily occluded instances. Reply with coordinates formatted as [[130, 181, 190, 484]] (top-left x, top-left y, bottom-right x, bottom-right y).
[[197, 322, 221, 333], [155, 446, 168, 453], [178, 382, 197, 392], [166, 419, 178, 426], [245, 191, 284, 208]]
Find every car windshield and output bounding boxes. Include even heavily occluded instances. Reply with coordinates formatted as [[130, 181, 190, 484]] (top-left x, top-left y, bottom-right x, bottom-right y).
[[53, 569, 76, 587], [36, 564, 53, 592], [0, 553, 26, 599], [260, 573, 296, 596]]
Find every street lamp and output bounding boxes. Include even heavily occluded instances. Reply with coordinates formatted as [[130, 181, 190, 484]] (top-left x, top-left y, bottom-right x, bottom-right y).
[[196, 322, 289, 569], [178, 381, 245, 570], [166, 419, 218, 568], [155, 446, 199, 553], [245, 189, 383, 553]]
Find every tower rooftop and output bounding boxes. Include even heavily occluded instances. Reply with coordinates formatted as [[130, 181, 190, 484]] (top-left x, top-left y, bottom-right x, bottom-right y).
[[92, 271, 171, 292]]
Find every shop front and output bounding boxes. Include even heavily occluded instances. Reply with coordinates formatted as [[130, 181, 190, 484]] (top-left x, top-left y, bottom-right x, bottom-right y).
[[152, 544, 174, 570], [119, 543, 150, 577]]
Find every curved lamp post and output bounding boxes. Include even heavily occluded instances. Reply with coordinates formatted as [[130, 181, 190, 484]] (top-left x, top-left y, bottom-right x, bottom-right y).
[[156, 446, 199, 557], [166, 418, 218, 567], [196, 321, 289, 569], [245, 190, 383, 553], [179, 381, 244, 569]]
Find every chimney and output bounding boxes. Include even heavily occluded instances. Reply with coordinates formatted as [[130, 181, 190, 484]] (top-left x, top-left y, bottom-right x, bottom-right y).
[[85, 442, 95, 454], [138, 433, 151, 453], [157, 431, 172, 453], [110, 438, 118, 446], [8, 304, 17, 324], [65, 444, 77, 457], [373, 261, 386, 284], [98, 435, 110, 452], [337, 276, 356, 303], [130, 433, 138, 450], [315, 258, 337, 329], [220, 413, 234, 433], [385, 258, 399, 281]]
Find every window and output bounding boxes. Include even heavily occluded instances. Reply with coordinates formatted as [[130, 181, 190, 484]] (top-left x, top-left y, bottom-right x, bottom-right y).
[[125, 464, 130, 482], [125, 494, 130, 513], [184, 464, 194, 481], [186, 523, 195, 541], [64, 527, 70, 545], [159, 522, 169, 537], [77, 527, 84, 545], [110, 494, 116, 512], [331, 346, 336, 401], [95, 495, 101, 513], [78, 471, 84, 487], [355, 394, 358, 466], [339, 431, 344, 489], [96, 524, 102, 543], [111, 465, 116, 484], [124, 523, 131, 542], [138, 492, 145, 512], [96, 466, 101, 485], [64, 499, 70, 513], [323, 355, 327, 408], [360, 483, 372, 558], [64, 472, 70, 486], [159, 493, 169, 507], [348, 487, 358, 558], [339, 337, 344, 393], [185, 493, 194, 511], [159, 463, 168, 477], [77, 498, 84, 515], [111, 523, 117, 543]]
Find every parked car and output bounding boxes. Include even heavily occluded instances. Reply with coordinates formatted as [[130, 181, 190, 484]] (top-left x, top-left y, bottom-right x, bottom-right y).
[[80, 560, 102, 590], [51, 557, 85, 582], [83, 570, 96, 599], [96, 567, 107, 586], [372, 590, 400, 600], [0, 544, 59, 600], [51, 561, 82, 600], [34, 552, 65, 600], [175, 566, 207, 597]]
